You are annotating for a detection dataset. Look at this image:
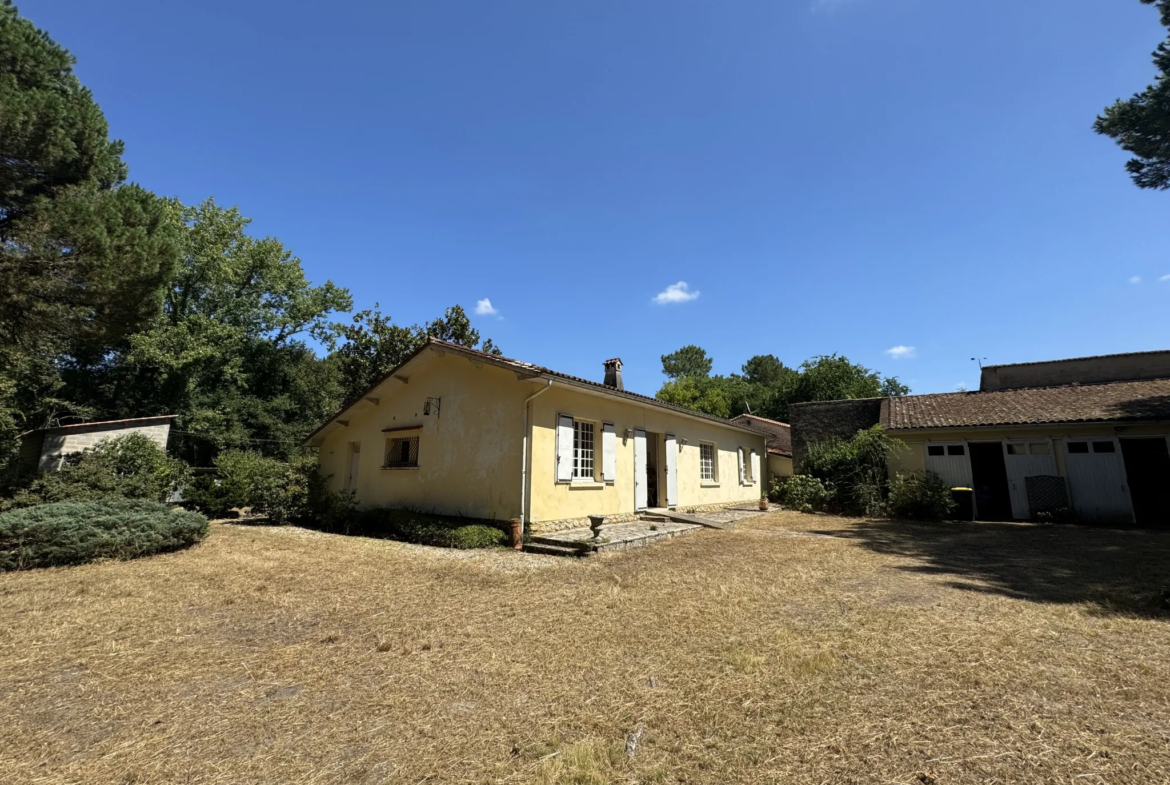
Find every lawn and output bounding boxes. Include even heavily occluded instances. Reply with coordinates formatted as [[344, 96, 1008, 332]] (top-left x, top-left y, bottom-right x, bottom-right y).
[[2, 512, 1169, 784]]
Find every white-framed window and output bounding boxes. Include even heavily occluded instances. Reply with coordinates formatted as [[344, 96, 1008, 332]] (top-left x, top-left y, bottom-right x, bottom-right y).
[[738, 447, 746, 484], [384, 436, 419, 468], [573, 420, 595, 480], [700, 442, 717, 481]]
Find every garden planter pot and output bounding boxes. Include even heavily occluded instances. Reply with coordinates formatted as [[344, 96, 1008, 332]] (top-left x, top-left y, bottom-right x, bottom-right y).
[[759, 498, 770, 511], [509, 518, 523, 549]]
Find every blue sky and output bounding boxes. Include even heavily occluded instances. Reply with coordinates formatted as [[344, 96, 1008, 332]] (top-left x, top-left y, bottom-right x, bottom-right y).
[[25, 0, 1170, 397]]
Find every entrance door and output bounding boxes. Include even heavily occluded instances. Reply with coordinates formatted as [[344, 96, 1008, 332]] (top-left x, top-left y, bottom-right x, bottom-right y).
[[664, 434, 678, 508], [1003, 439, 1057, 520], [969, 442, 1012, 521], [1120, 438, 1170, 526], [645, 432, 660, 508], [1065, 438, 1133, 524], [346, 442, 361, 491], [633, 429, 648, 511]]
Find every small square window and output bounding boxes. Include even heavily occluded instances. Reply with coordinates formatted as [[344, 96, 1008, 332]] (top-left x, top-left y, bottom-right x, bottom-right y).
[[1092, 441, 1116, 453], [947, 445, 965, 456], [927, 445, 945, 457], [1067, 442, 1089, 454], [384, 436, 419, 468], [1029, 443, 1050, 455]]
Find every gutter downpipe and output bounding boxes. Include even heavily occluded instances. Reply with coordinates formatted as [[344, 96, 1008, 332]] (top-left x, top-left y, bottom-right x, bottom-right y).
[[520, 379, 554, 532]]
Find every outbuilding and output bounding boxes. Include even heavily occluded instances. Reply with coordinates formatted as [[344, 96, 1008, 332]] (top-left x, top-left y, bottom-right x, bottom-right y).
[[790, 351, 1170, 525]]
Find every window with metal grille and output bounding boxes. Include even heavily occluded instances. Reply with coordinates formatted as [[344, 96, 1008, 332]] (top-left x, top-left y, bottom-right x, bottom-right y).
[[700, 442, 716, 481], [573, 420, 595, 480], [384, 436, 419, 468]]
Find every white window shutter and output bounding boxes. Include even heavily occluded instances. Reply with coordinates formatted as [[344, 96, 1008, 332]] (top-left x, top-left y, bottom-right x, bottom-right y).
[[738, 448, 746, 484], [556, 414, 574, 483], [751, 450, 761, 485], [601, 422, 617, 483]]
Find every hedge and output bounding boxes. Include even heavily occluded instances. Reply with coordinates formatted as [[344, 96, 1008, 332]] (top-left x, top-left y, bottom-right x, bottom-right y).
[[0, 499, 209, 571], [316, 507, 507, 549]]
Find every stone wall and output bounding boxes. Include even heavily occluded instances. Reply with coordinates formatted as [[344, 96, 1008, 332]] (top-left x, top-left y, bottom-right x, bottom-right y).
[[980, 350, 1170, 392], [36, 420, 172, 472], [788, 398, 883, 468]]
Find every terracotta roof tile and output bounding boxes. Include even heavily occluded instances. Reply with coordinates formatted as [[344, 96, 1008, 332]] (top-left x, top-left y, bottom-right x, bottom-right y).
[[884, 378, 1170, 430], [731, 414, 792, 456]]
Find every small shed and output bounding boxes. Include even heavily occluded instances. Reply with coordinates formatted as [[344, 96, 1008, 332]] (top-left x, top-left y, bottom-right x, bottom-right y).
[[18, 416, 177, 473]]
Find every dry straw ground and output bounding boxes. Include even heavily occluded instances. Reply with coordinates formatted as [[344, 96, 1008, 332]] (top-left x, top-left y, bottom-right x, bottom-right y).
[[2, 512, 1170, 784]]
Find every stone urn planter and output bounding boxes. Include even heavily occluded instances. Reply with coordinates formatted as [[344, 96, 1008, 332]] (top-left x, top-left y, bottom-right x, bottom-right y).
[[509, 518, 524, 550], [758, 497, 770, 511], [588, 514, 606, 540]]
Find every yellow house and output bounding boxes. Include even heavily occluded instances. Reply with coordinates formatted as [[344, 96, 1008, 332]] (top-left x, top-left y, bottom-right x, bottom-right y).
[[304, 339, 768, 533], [730, 414, 794, 484]]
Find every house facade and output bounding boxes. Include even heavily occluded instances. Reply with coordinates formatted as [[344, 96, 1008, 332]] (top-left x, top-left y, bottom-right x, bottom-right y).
[[305, 340, 768, 533], [790, 350, 1170, 526]]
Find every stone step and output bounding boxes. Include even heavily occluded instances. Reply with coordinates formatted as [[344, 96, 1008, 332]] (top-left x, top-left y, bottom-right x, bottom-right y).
[[525, 542, 586, 558], [638, 514, 669, 523]]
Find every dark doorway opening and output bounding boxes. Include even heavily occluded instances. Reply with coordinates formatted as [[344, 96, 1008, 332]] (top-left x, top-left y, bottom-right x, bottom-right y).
[[969, 442, 1013, 521], [645, 432, 660, 508], [1120, 438, 1170, 527]]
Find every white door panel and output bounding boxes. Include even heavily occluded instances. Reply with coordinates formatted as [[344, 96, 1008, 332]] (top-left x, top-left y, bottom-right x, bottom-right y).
[[924, 442, 973, 489], [1065, 438, 1133, 523], [664, 434, 678, 508], [634, 429, 648, 510], [1003, 440, 1057, 520]]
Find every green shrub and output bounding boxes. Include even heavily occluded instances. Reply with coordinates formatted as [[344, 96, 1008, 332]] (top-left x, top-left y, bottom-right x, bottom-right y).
[[781, 474, 834, 513], [887, 471, 957, 521], [318, 507, 506, 549], [6, 434, 190, 510], [768, 476, 788, 502], [800, 426, 902, 515], [186, 451, 354, 526], [0, 499, 208, 571]]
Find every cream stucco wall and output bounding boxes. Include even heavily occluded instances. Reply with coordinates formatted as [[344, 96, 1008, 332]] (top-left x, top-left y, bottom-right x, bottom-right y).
[[314, 350, 767, 527], [317, 352, 527, 521], [768, 454, 793, 481], [526, 385, 766, 525]]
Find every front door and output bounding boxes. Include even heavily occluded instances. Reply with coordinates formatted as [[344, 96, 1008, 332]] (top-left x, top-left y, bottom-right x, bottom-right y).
[[633, 429, 648, 511], [1003, 439, 1057, 520], [664, 433, 678, 508], [1066, 438, 1133, 524]]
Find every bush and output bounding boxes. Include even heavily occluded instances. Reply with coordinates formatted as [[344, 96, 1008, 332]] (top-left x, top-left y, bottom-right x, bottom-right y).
[[185, 451, 354, 526], [887, 471, 957, 521], [0, 499, 208, 571], [781, 474, 834, 513], [768, 475, 787, 503], [800, 426, 902, 516], [5, 434, 190, 510], [317, 507, 506, 549]]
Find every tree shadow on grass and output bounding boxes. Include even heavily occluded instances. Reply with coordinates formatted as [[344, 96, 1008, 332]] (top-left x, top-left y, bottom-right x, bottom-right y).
[[816, 520, 1170, 619]]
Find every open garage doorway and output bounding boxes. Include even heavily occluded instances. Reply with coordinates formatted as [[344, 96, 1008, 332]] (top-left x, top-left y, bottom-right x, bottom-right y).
[[969, 442, 1013, 521], [1120, 438, 1170, 527]]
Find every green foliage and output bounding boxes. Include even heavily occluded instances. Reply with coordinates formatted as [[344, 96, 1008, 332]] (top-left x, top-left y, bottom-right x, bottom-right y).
[[799, 426, 901, 516], [0, 498, 208, 571], [661, 345, 713, 379], [6, 434, 189, 510], [330, 304, 502, 405], [779, 474, 834, 513], [887, 471, 958, 521], [319, 507, 507, 549], [1095, 1, 1170, 189], [186, 450, 354, 525], [768, 475, 788, 502], [654, 347, 907, 422]]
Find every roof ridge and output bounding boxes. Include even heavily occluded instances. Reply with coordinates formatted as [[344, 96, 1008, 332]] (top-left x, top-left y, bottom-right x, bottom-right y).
[[986, 348, 1170, 370]]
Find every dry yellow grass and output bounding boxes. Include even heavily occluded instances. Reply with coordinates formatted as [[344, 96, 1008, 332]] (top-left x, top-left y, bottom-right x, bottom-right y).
[[2, 511, 1170, 784]]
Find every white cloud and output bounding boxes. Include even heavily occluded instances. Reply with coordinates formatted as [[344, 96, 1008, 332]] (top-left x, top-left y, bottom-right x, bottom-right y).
[[1130, 276, 1143, 285], [1160, 274, 1170, 283], [474, 298, 498, 316], [652, 281, 700, 305], [885, 345, 917, 360]]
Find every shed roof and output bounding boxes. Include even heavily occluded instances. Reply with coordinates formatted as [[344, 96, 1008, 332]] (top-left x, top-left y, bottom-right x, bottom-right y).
[[19, 415, 177, 438], [730, 414, 792, 456], [882, 378, 1170, 430]]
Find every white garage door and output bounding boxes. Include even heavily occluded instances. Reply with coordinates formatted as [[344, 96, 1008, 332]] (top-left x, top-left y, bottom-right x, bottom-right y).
[[1003, 440, 1058, 520], [925, 442, 973, 489], [1064, 438, 1133, 524]]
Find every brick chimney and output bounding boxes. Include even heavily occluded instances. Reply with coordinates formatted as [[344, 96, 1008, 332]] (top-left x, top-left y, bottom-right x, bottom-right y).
[[603, 358, 624, 390]]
